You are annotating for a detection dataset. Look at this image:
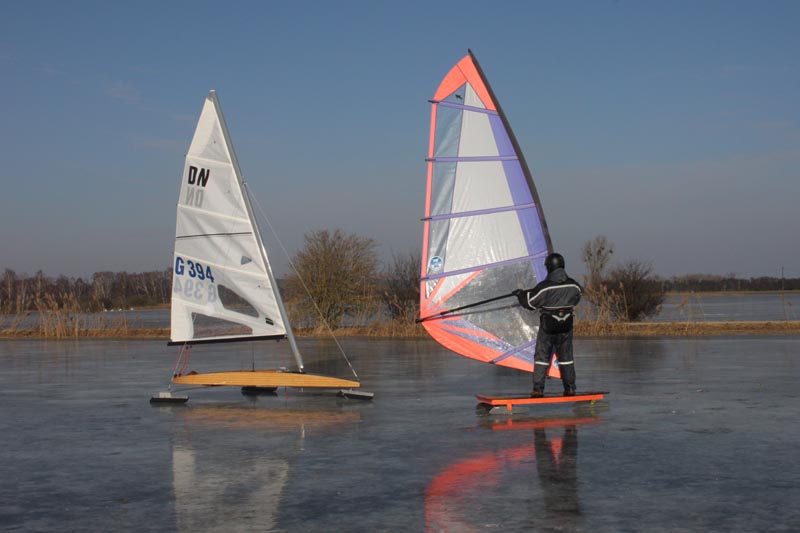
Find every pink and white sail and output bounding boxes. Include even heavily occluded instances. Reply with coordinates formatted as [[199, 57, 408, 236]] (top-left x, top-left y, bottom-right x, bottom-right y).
[[420, 51, 553, 372]]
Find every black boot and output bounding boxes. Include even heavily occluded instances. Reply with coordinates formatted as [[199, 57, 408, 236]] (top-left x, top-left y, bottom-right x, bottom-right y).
[[532, 364, 548, 398], [560, 364, 576, 396]]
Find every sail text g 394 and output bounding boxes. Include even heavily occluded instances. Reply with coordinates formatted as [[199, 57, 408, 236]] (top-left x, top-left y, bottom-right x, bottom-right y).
[[173, 256, 218, 303]]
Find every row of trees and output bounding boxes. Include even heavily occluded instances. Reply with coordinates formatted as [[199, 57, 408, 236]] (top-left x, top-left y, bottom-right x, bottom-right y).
[[663, 274, 800, 292], [0, 269, 172, 314], [3, 231, 794, 325], [0, 230, 421, 329]]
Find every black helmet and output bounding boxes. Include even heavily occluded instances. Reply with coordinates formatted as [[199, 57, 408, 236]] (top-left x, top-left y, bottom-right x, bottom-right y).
[[544, 253, 565, 273]]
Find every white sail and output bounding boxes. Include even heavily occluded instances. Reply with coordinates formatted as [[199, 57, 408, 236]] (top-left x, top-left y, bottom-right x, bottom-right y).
[[170, 92, 287, 345]]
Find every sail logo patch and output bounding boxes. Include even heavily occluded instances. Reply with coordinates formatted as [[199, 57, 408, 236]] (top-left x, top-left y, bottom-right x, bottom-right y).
[[428, 256, 443, 272]]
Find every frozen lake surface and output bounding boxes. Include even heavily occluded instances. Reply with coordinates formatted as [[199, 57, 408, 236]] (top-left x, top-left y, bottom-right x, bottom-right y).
[[0, 336, 798, 532], [650, 291, 799, 322]]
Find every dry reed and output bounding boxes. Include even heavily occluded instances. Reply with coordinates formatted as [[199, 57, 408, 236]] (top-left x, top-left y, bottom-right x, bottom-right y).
[[4, 291, 800, 339], [1, 292, 142, 339]]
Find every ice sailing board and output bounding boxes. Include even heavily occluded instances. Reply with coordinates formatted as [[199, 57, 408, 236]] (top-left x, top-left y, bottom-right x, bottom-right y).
[[160, 91, 360, 394], [476, 392, 608, 413], [420, 50, 552, 372]]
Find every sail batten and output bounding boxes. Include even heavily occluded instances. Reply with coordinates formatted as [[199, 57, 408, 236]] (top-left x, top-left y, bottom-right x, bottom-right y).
[[491, 339, 538, 364], [185, 153, 239, 165], [169, 254, 268, 279], [424, 202, 536, 222], [420, 51, 553, 373], [427, 155, 518, 163], [176, 232, 252, 239], [421, 252, 548, 282], [177, 204, 252, 223], [434, 101, 498, 115]]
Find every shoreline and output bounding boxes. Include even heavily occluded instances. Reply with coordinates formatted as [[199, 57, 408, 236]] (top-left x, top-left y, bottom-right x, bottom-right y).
[[663, 289, 800, 297], [572, 320, 800, 336], [2, 320, 800, 340]]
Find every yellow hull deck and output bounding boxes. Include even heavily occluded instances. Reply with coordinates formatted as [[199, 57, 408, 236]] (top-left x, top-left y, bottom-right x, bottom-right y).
[[172, 370, 360, 389]]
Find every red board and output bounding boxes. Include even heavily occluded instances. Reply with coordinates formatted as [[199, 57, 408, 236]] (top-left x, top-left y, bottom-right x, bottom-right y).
[[476, 391, 607, 412]]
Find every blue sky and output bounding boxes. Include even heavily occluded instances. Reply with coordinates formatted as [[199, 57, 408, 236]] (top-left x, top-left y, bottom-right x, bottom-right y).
[[2, 1, 798, 279]]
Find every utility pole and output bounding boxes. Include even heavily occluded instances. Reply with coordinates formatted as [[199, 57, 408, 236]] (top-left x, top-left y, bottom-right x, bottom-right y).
[[781, 266, 785, 291]]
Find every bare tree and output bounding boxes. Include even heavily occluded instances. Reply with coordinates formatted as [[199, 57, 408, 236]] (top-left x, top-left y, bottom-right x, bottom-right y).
[[92, 272, 114, 309], [1, 269, 16, 313], [581, 235, 614, 288], [382, 251, 420, 323], [284, 229, 379, 328], [605, 259, 665, 321]]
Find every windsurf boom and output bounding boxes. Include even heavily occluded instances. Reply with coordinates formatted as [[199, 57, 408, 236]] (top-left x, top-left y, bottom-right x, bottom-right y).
[[420, 50, 553, 372]]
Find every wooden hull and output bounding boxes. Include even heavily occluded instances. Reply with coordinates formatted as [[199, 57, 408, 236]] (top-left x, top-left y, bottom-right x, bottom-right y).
[[172, 370, 360, 389]]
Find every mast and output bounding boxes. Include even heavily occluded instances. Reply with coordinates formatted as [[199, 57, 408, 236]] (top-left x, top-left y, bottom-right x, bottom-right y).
[[208, 90, 305, 372]]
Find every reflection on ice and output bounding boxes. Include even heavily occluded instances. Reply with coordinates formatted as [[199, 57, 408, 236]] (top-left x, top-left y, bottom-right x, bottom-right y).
[[170, 403, 361, 533], [426, 414, 602, 532], [176, 403, 361, 432], [172, 445, 288, 533]]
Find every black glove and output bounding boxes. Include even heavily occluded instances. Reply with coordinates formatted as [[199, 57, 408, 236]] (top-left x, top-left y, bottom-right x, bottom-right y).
[[513, 289, 527, 307]]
